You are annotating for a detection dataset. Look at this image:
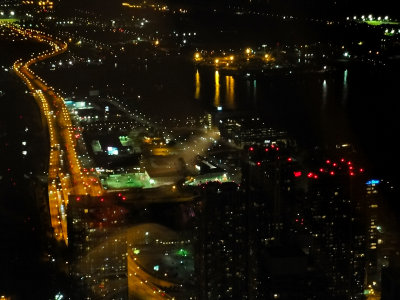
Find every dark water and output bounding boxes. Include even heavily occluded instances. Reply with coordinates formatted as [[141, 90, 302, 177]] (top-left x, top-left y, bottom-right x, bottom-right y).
[[40, 52, 400, 181], [36, 47, 400, 181], [122, 58, 400, 181]]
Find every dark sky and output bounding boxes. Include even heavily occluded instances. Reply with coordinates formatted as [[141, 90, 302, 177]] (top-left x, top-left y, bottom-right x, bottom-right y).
[[61, 0, 400, 17], [165, 0, 400, 16]]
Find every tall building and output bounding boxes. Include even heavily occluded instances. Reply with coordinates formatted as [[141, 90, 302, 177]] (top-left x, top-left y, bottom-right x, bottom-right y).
[[67, 195, 129, 299], [193, 135, 317, 299], [364, 179, 384, 291], [194, 182, 249, 299], [382, 253, 400, 300], [363, 178, 400, 298], [306, 173, 366, 299], [242, 142, 322, 300]]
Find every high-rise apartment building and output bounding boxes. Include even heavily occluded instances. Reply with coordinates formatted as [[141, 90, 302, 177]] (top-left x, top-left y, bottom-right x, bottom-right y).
[[67, 195, 129, 299]]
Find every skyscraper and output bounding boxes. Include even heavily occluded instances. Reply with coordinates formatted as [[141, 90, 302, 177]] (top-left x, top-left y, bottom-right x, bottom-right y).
[[67, 195, 129, 299]]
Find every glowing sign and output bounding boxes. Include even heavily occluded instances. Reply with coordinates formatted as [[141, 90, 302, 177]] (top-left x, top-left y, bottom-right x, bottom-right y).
[[107, 146, 119, 156], [366, 179, 380, 185], [75, 101, 86, 108]]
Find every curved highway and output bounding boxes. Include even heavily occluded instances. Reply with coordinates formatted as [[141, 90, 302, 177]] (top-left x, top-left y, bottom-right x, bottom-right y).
[[10, 25, 103, 245]]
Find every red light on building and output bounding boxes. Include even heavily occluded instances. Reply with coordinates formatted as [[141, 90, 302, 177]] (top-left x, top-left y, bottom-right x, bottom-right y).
[[265, 148, 269, 152], [348, 161, 352, 165], [287, 157, 292, 162], [249, 147, 254, 151], [326, 160, 331, 164], [271, 144, 275, 148], [341, 158, 345, 162], [360, 168, 364, 172], [330, 171, 335, 176], [276, 147, 279, 151], [293, 171, 302, 177], [122, 196, 126, 201], [319, 168, 324, 172], [257, 162, 261, 166], [307, 172, 313, 178], [314, 175, 318, 179], [76, 197, 80, 201], [350, 172, 355, 176], [100, 198, 104, 202], [333, 163, 337, 167]]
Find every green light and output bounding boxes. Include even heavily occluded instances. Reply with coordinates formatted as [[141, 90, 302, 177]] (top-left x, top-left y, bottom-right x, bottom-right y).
[[363, 20, 399, 26], [55, 293, 64, 300], [104, 172, 154, 189], [176, 248, 189, 257], [133, 248, 140, 255]]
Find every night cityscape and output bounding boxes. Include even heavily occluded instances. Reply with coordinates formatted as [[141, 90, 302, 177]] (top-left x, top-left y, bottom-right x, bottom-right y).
[[1, 0, 400, 299]]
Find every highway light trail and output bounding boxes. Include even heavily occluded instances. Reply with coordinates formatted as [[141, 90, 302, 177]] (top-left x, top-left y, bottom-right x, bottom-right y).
[[10, 24, 103, 245]]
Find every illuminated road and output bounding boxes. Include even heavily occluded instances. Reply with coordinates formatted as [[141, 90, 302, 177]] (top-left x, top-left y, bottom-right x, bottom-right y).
[[10, 25, 104, 245], [127, 223, 182, 299], [9, 25, 187, 299], [128, 251, 176, 299]]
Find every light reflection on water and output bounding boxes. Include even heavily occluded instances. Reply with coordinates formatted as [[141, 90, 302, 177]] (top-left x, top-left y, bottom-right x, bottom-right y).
[[342, 69, 348, 105], [123, 63, 400, 178], [214, 70, 220, 107], [191, 68, 355, 147], [195, 69, 200, 100], [253, 79, 257, 102], [225, 75, 235, 109], [322, 79, 328, 109]]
